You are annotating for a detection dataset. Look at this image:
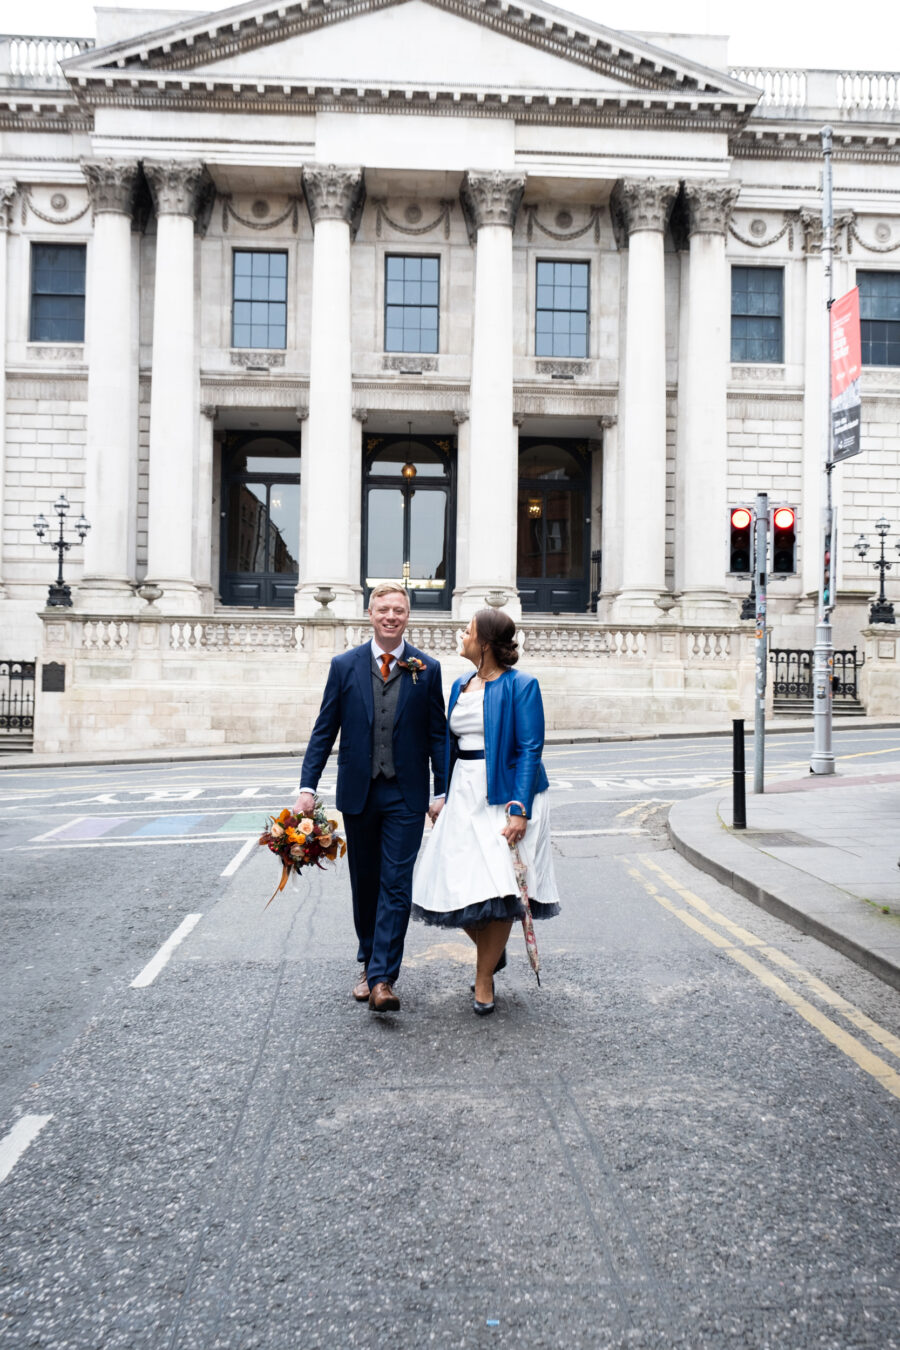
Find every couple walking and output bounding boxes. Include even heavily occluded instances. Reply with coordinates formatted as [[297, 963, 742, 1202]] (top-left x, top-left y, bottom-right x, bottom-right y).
[[294, 583, 559, 1015]]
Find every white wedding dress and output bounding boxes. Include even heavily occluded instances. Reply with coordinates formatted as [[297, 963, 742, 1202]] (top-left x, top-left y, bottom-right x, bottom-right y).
[[411, 684, 560, 928]]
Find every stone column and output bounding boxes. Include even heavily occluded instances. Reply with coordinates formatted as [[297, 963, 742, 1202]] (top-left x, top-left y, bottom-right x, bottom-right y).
[[678, 179, 741, 622], [295, 165, 365, 618], [143, 160, 208, 613], [195, 403, 217, 609], [598, 415, 620, 607], [458, 170, 525, 619], [0, 181, 16, 598], [609, 177, 679, 623], [78, 158, 140, 610]]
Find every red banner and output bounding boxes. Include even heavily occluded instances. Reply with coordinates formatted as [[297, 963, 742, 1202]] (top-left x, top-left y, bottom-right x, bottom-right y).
[[831, 287, 862, 463]]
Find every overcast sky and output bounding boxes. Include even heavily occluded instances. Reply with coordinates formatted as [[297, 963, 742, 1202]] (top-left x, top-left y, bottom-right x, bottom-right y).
[[6, 0, 900, 72]]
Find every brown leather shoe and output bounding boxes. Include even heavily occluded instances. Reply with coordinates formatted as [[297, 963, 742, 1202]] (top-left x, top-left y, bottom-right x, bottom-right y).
[[368, 981, 400, 1012], [351, 969, 370, 1002]]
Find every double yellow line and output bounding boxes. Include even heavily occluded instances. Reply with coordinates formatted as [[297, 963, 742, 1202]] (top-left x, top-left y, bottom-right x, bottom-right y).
[[627, 855, 900, 1101]]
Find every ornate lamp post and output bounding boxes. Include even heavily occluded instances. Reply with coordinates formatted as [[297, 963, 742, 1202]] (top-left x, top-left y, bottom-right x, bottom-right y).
[[33, 494, 90, 607], [854, 516, 900, 624]]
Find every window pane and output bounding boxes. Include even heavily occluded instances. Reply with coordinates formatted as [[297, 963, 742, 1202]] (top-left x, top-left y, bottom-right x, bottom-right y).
[[234, 253, 252, 275], [731, 268, 783, 361], [367, 488, 405, 578], [227, 481, 268, 573], [544, 489, 584, 579], [384, 256, 440, 354], [409, 491, 447, 582], [534, 259, 590, 357], [422, 258, 439, 282], [404, 280, 421, 304], [30, 245, 86, 340], [269, 253, 287, 278], [267, 483, 300, 574]]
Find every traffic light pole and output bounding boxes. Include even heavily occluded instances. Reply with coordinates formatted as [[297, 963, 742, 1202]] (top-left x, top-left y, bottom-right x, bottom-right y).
[[753, 491, 768, 794], [811, 124, 836, 776]]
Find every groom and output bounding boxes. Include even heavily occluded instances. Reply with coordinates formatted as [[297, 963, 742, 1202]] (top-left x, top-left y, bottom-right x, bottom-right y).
[[295, 583, 446, 1012]]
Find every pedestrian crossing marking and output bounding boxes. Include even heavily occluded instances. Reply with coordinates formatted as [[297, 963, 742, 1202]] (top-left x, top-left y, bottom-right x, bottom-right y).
[[133, 813, 209, 837]]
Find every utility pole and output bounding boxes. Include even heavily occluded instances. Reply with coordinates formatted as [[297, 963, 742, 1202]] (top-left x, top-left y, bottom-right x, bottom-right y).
[[811, 125, 836, 775], [753, 491, 768, 794]]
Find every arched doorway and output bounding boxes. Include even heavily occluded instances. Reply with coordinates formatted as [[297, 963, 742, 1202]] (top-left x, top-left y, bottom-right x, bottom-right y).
[[517, 439, 591, 612], [362, 432, 455, 610], [220, 433, 300, 607]]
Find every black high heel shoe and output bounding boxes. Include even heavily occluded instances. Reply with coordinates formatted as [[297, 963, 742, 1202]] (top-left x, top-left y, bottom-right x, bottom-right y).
[[470, 947, 506, 993], [472, 981, 495, 1016]]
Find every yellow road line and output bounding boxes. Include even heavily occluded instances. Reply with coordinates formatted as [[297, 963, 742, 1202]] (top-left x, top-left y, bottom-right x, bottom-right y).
[[837, 746, 900, 760], [638, 854, 900, 1063], [616, 800, 652, 819], [626, 862, 900, 1101]]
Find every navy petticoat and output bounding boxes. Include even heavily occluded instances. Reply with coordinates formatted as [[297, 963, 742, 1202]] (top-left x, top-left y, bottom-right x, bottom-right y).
[[411, 894, 561, 930]]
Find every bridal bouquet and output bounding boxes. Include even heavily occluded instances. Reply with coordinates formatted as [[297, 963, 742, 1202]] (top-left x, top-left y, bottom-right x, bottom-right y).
[[258, 799, 346, 908]]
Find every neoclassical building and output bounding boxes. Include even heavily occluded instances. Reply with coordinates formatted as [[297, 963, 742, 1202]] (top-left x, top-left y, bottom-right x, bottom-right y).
[[1, 2, 899, 750]]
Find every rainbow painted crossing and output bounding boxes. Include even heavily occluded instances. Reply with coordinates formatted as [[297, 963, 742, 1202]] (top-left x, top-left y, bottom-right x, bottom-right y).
[[34, 810, 267, 844]]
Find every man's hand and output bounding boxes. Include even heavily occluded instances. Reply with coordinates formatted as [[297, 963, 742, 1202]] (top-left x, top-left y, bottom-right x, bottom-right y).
[[293, 790, 316, 816], [501, 815, 527, 845], [428, 798, 445, 823]]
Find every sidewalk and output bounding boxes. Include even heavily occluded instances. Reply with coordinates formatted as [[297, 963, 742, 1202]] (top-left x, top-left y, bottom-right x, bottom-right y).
[[2, 714, 900, 771], [669, 765, 900, 993]]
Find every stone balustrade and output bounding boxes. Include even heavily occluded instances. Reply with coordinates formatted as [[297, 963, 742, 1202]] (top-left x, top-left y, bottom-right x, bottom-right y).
[[33, 610, 758, 755], [729, 67, 900, 112], [0, 35, 94, 85]]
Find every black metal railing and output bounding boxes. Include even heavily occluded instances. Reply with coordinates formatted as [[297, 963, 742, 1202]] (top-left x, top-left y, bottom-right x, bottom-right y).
[[769, 646, 864, 701], [589, 549, 602, 610], [0, 660, 36, 736]]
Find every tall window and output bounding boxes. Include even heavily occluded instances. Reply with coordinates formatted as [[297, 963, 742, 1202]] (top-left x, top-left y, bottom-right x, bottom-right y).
[[384, 255, 439, 353], [232, 251, 287, 349], [858, 271, 900, 366], [731, 266, 783, 362], [535, 261, 589, 358], [30, 244, 86, 342]]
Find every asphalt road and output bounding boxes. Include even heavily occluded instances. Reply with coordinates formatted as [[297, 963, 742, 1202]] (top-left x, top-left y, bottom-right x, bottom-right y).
[[1, 729, 899, 1349]]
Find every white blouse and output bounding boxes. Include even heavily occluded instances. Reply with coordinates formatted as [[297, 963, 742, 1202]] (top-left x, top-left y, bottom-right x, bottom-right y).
[[450, 684, 485, 751]]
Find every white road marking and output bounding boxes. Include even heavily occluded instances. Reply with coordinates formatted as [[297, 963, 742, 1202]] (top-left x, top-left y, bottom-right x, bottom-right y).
[[221, 838, 255, 877], [29, 815, 89, 841], [8, 836, 253, 852], [0, 1114, 52, 1185], [130, 914, 203, 988], [552, 828, 649, 837]]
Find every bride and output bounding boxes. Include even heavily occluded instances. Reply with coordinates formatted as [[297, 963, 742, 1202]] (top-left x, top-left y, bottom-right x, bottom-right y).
[[411, 608, 560, 1015]]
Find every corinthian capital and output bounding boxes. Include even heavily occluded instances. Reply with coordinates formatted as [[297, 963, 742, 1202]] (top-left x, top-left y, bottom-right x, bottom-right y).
[[143, 159, 210, 219], [683, 179, 741, 237], [81, 158, 140, 216], [302, 165, 366, 231], [611, 177, 679, 243], [460, 171, 525, 237]]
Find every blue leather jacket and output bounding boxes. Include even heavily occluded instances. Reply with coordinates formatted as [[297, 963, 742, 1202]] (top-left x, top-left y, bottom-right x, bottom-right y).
[[446, 668, 550, 817]]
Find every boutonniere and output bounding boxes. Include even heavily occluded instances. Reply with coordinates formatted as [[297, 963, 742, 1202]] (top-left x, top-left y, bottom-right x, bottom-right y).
[[397, 657, 426, 684]]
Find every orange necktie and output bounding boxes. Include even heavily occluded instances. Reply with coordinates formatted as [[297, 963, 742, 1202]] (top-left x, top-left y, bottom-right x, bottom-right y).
[[379, 652, 392, 682]]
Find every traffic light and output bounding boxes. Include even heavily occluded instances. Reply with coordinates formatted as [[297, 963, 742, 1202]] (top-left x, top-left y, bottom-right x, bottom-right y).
[[771, 505, 797, 574], [729, 505, 753, 573]]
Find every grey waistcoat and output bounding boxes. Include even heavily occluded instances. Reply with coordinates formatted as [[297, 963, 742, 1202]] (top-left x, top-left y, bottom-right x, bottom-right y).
[[371, 656, 404, 779]]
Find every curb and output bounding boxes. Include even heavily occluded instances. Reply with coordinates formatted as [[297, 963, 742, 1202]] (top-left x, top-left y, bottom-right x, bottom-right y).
[[3, 718, 900, 772], [668, 790, 900, 994]]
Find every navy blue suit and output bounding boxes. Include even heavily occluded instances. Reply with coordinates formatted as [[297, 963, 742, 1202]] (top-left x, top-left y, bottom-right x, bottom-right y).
[[300, 640, 446, 985]]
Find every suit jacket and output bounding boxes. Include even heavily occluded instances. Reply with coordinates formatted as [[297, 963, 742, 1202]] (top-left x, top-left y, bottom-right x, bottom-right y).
[[300, 640, 447, 815]]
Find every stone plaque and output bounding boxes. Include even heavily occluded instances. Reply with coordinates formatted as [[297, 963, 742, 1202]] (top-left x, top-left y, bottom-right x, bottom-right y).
[[877, 639, 896, 659], [42, 661, 66, 692]]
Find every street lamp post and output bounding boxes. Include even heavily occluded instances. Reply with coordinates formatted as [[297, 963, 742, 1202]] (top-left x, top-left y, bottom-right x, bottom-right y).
[[854, 517, 900, 624], [33, 494, 91, 607]]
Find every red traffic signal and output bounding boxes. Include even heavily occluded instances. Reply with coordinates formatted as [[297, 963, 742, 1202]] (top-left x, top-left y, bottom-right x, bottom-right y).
[[729, 506, 753, 573], [772, 504, 797, 573]]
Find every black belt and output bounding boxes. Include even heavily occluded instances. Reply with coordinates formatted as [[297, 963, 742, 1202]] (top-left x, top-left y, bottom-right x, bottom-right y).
[[457, 748, 485, 760]]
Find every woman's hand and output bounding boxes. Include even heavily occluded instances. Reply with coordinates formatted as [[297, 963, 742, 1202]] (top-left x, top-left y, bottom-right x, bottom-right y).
[[502, 815, 527, 845]]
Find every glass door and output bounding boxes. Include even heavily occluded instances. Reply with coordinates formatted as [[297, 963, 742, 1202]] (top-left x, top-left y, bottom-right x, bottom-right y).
[[363, 434, 454, 610], [220, 434, 300, 607], [516, 439, 591, 612]]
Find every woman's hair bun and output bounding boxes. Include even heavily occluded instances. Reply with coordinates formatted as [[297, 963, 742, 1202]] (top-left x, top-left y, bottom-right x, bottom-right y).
[[473, 608, 519, 666]]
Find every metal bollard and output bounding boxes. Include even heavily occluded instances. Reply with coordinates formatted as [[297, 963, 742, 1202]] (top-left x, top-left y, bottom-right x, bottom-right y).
[[732, 718, 747, 830]]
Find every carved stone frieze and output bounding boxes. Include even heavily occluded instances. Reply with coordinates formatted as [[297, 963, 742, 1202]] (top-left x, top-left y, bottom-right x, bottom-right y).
[[683, 179, 741, 236], [302, 165, 366, 234], [229, 350, 285, 368], [730, 365, 786, 383], [536, 360, 589, 378], [459, 171, 525, 240], [382, 354, 438, 373], [610, 177, 679, 244], [81, 158, 140, 216], [143, 159, 210, 219]]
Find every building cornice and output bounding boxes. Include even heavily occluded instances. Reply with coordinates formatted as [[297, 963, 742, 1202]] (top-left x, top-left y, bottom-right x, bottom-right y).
[[732, 122, 900, 163], [60, 0, 757, 105]]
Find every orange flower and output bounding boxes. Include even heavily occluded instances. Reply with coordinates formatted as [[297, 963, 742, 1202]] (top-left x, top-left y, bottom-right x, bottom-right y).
[[286, 827, 307, 845], [277, 808, 292, 824]]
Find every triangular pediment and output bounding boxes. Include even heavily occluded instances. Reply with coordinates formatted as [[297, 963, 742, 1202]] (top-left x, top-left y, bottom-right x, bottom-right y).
[[62, 0, 759, 126]]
